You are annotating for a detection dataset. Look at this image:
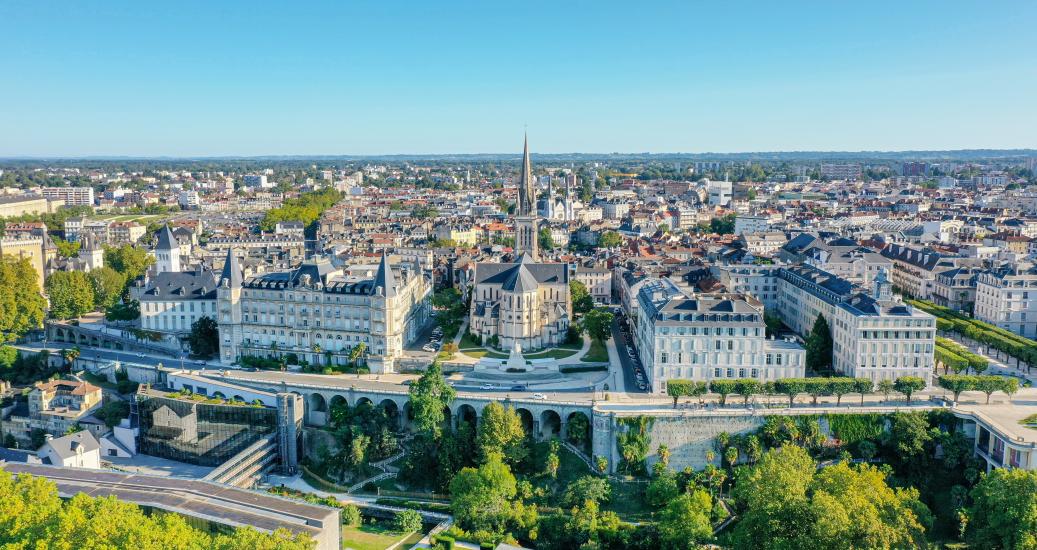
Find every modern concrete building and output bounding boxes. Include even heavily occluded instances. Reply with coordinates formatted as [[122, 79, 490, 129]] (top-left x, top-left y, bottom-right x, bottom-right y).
[[41, 186, 95, 207]]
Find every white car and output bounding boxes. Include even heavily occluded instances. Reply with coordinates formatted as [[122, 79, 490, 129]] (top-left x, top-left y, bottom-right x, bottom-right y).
[[481, 383, 495, 390], [531, 393, 547, 400], [422, 346, 435, 352]]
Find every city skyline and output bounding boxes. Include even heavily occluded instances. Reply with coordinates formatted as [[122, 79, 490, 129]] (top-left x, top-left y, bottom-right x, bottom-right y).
[[2, 1, 1036, 157]]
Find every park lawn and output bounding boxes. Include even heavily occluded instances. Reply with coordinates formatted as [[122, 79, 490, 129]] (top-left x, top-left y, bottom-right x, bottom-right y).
[[580, 339, 609, 362], [522, 348, 578, 360], [458, 332, 482, 349], [342, 522, 420, 550], [559, 339, 583, 350], [461, 348, 508, 359]]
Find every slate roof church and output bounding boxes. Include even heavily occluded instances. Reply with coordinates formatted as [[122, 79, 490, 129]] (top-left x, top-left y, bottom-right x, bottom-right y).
[[468, 137, 572, 351]]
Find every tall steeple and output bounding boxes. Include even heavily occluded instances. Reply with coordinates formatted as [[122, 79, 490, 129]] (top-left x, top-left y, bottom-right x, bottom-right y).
[[544, 174, 554, 219], [513, 133, 539, 260], [517, 133, 535, 217]]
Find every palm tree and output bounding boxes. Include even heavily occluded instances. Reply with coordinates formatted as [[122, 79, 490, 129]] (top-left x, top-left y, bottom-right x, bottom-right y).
[[62, 346, 80, 371], [312, 344, 322, 367], [349, 342, 367, 367]]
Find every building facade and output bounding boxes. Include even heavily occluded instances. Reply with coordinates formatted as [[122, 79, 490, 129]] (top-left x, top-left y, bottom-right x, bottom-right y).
[[974, 266, 1037, 339], [217, 251, 432, 373], [635, 278, 805, 393]]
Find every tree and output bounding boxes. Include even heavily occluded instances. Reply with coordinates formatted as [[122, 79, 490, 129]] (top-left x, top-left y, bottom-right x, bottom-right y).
[[965, 468, 1037, 550], [804, 378, 832, 406], [734, 379, 763, 405], [829, 377, 856, 405], [348, 342, 367, 366], [666, 379, 693, 408], [886, 412, 932, 465], [710, 379, 737, 406], [62, 346, 80, 370], [598, 231, 623, 249], [657, 444, 671, 467], [94, 400, 130, 428], [893, 376, 926, 403], [545, 450, 560, 479], [188, 316, 220, 358], [595, 455, 608, 475], [805, 314, 833, 372], [88, 267, 126, 310], [724, 446, 740, 468], [449, 452, 521, 535], [657, 490, 713, 550], [408, 360, 455, 437], [877, 379, 896, 402], [645, 468, 680, 508], [476, 401, 527, 465], [854, 377, 874, 406], [764, 312, 783, 337], [538, 227, 554, 251], [569, 281, 594, 314], [938, 374, 974, 404], [732, 446, 929, 549], [104, 244, 154, 283], [53, 237, 80, 258], [45, 271, 94, 320], [562, 475, 611, 508], [392, 509, 423, 534], [774, 378, 806, 406], [565, 413, 589, 448], [0, 257, 46, 341], [0, 468, 312, 549], [974, 375, 1011, 404], [583, 308, 613, 342]]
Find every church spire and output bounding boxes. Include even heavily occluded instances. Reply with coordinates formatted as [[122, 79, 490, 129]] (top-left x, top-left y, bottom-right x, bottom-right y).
[[518, 133, 535, 217]]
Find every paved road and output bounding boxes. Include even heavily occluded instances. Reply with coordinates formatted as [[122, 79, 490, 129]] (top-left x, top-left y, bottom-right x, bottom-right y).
[[20, 344, 209, 371], [611, 314, 648, 393]]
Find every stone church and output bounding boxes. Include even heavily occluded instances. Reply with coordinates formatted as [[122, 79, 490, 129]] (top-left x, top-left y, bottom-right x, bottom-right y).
[[468, 136, 572, 351]]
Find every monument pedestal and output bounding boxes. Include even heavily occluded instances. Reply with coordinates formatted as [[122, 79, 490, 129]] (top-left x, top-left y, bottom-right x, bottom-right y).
[[503, 342, 531, 372]]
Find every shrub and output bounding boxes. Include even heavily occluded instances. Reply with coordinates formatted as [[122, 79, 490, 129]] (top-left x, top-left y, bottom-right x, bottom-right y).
[[393, 509, 423, 533], [361, 482, 377, 493], [433, 534, 455, 550], [341, 504, 362, 526]]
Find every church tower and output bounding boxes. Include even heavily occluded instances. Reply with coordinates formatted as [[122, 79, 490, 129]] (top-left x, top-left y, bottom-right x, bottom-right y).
[[514, 134, 539, 260], [217, 248, 243, 363], [81, 232, 104, 272], [155, 225, 180, 274]]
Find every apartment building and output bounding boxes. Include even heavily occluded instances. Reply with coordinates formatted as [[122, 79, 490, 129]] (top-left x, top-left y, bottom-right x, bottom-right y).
[[974, 265, 1037, 339], [41, 186, 95, 207], [635, 278, 805, 393], [217, 251, 432, 373], [777, 265, 935, 384], [880, 243, 959, 300], [574, 263, 612, 304], [1, 380, 104, 445]]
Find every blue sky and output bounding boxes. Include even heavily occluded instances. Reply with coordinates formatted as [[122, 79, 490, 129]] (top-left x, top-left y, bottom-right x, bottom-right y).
[[1, 1, 1035, 156]]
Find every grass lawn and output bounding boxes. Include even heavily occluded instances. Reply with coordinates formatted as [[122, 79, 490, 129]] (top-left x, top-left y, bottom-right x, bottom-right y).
[[342, 522, 421, 550], [522, 348, 578, 360], [1020, 413, 1037, 428], [580, 339, 609, 362], [461, 348, 509, 359], [458, 332, 482, 349]]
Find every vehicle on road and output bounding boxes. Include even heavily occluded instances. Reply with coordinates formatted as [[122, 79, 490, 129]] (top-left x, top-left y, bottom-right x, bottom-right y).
[[510, 384, 526, 391], [481, 383, 495, 390], [137, 352, 145, 358], [531, 393, 547, 400]]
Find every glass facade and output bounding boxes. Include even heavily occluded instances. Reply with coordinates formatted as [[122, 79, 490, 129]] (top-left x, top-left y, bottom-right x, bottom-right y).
[[136, 394, 277, 467]]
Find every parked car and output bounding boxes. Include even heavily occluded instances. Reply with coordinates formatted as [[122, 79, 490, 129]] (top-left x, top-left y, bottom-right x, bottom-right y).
[[510, 385, 526, 391], [531, 393, 547, 400], [481, 383, 495, 390]]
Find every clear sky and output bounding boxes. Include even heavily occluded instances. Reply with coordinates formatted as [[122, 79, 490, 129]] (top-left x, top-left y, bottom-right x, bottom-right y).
[[2, 1, 1035, 157]]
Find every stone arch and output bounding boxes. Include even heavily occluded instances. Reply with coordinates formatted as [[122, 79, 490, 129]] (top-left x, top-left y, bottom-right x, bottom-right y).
[[442, 405, 453, 431], [402, 401, 415, 431], [379, 398, 400, 428], [330, 395, 347, 411], [212, 391, 226, 399], [456, 404, 478, 427], [514, 407, 535, 436], [309, 393, 327, 412], [540, 409, 562, 440], [356, 396, 374, 409], [565, 411, 592, 449], [232, 395, 245, 403]]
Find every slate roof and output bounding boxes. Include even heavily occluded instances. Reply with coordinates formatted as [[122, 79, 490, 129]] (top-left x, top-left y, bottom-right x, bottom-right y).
[[156, 225, 177, 251], [474, 260, 568, 286], [141, 270, 218, 301], [40, 431, 100, 461]]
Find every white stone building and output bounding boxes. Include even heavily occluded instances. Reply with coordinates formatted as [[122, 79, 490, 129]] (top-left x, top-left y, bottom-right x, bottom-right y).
[[974, 265, 1037, 339]]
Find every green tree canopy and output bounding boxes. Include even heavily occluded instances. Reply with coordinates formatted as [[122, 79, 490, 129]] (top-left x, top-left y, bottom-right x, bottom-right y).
[[449, 452, 522, 535], [658, 489, 714, 549], [966, 468, 1037, 550], [476, 401, 527, 465], [805, 314, 833, 372], [583, 308, 613, 342], [0, 257, 46, 341], [598, 231, 623, 249], [188, 316, 220, 358], [569, 280, 594, 314], [88, 266, 127, 311], [408, 360, 455, 437], [104, 244, 154, 283], [45, 271, 95, 320]]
